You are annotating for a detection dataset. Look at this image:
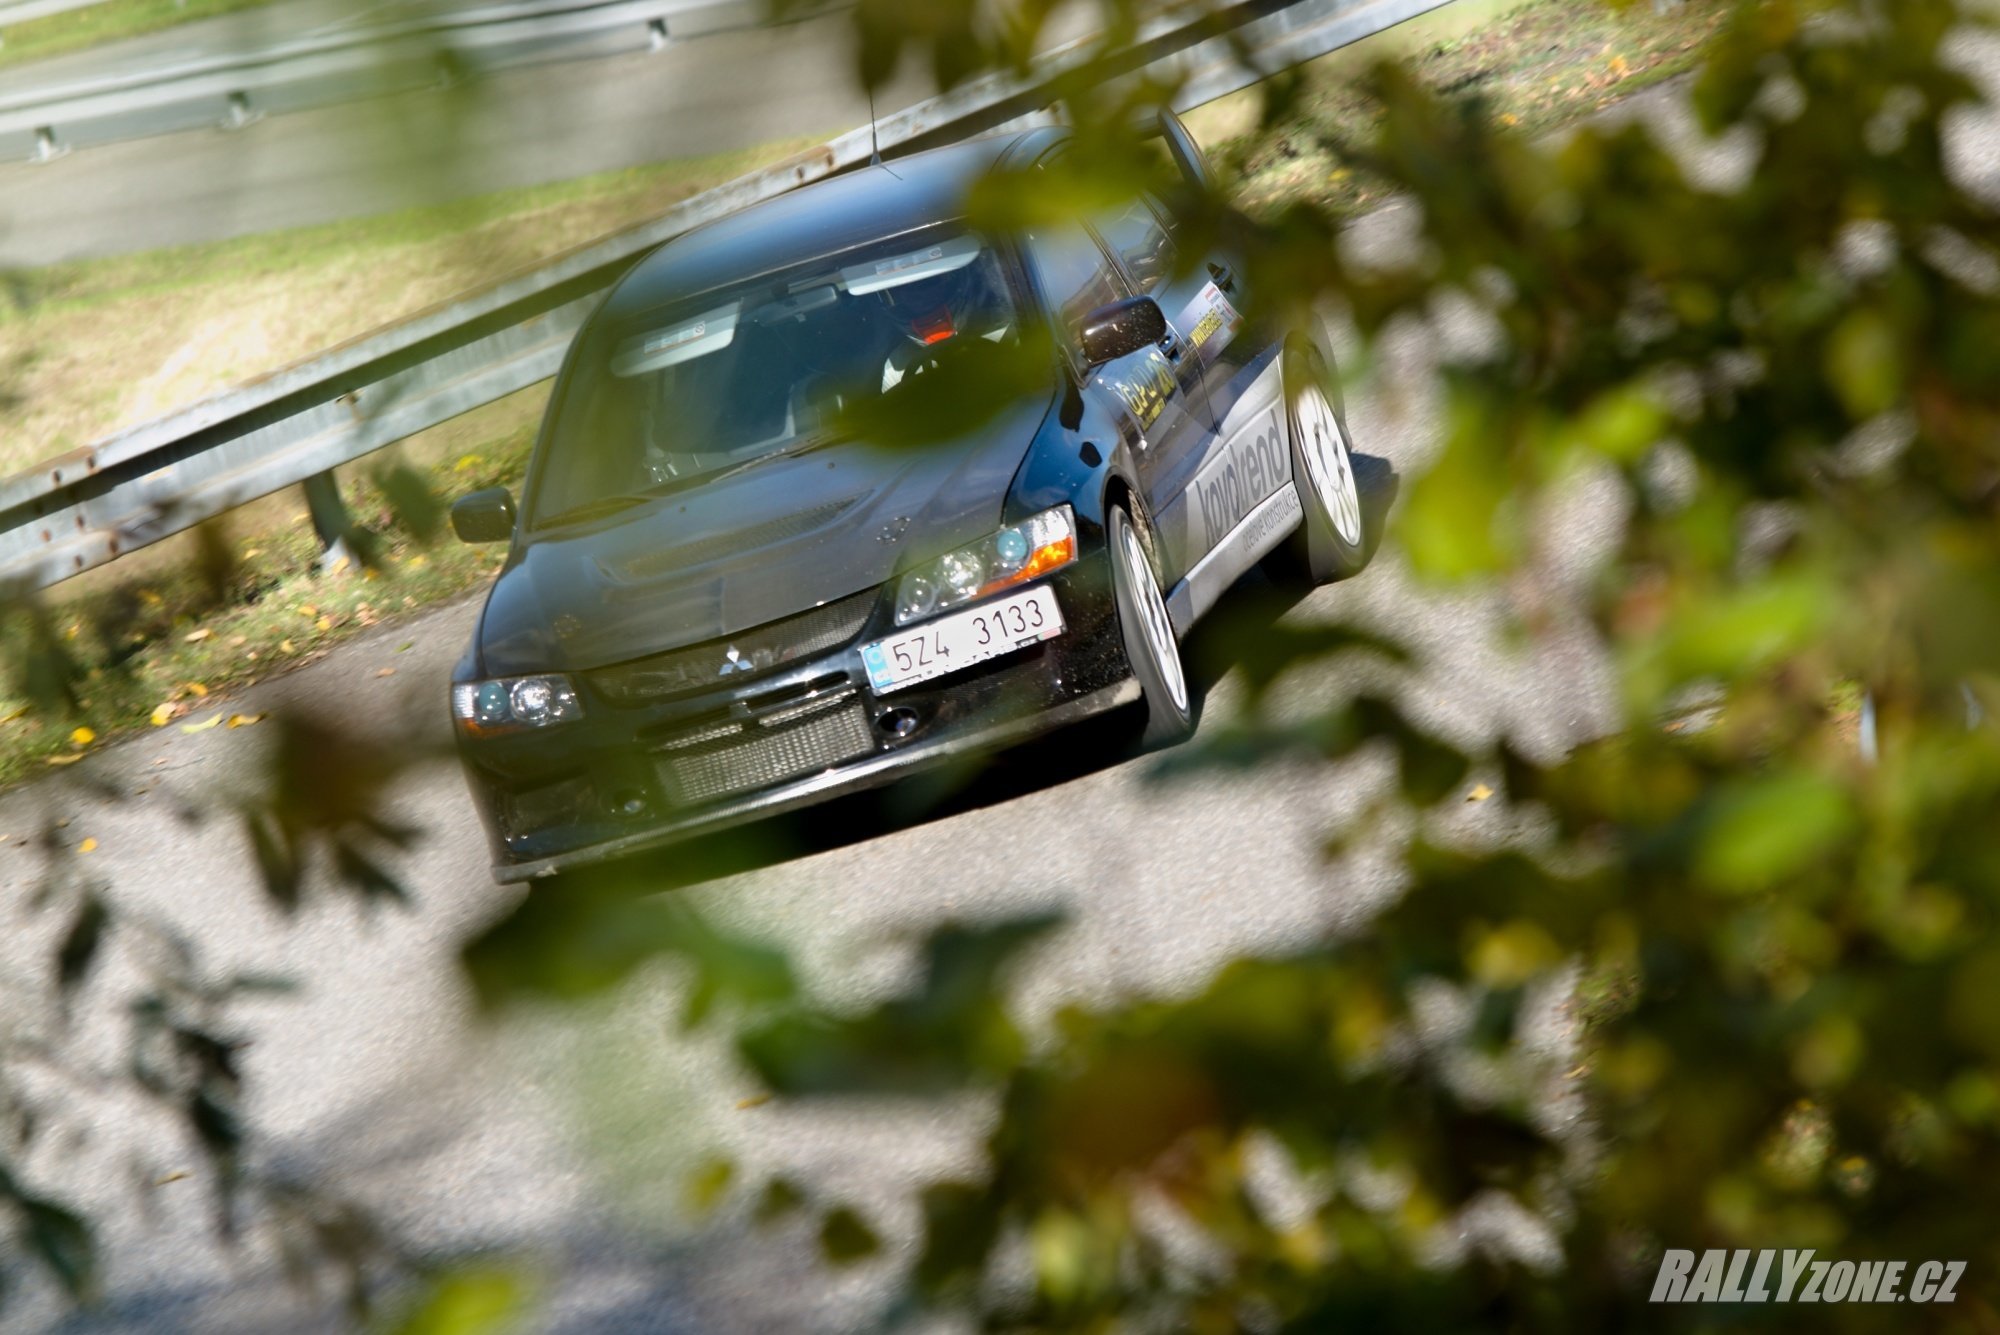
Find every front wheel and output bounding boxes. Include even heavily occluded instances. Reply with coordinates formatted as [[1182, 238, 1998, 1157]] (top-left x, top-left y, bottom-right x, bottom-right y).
[[1271, 345, 1369, 584], [1107, 503, 1194, 748]]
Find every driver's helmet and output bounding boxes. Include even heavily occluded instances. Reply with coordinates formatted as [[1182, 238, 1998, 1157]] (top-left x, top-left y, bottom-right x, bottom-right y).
[[881, 259, 999, 350]]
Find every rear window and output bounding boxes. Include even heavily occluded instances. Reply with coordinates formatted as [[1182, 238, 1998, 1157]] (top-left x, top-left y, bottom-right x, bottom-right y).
[[527, 226, 1019, 529]]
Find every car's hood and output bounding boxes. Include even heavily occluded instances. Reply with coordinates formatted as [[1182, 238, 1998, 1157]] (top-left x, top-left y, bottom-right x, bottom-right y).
[[476, 391, 1054, 675]]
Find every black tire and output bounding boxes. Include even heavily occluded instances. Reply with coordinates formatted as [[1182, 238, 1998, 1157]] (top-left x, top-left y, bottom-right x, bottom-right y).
[[1269, 342, 1369, 585], [1107, 502, 1195, 748]]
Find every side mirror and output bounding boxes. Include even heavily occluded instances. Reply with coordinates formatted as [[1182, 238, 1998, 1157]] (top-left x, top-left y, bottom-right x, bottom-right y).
[[451, 487, 516, 544], [1078, 296, 1167, 367]]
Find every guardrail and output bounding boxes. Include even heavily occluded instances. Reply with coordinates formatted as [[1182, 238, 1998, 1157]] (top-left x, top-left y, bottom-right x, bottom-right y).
[[0, 0, 1454, 592], [0, 0, 105, 31], [1, 0, 778, 162]]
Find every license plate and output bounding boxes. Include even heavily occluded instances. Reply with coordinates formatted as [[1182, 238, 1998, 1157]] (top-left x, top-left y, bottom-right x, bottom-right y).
[[861, 585, 1065, 695]]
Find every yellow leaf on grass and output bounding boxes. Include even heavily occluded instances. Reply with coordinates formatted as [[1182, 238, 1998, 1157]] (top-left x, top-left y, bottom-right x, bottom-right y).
[[1466, 783, 1494, 803], [180, 715, 223, 734], [316, 616, 332, 632], [454, 453, 484, 472], [1611, 55, 1630, 77], [77, 837, 97, 854], [242, 548, 263, 560], [139, 589, 164, 608], [150, 703, 175, 727], [183, 682, 209, 698], [70, 726, 95, 747], [46, 753, 84, 766], [406, 554, 427, 569], [226, 713, 265, 729], [279, 639, 295, 654], [185, 628, 212, 642], [299, 605, 317, 617]]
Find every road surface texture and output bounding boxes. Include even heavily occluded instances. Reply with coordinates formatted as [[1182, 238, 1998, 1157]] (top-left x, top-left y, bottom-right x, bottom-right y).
[[2, 30, 1998, 1335], [0, 0, 934, 265]]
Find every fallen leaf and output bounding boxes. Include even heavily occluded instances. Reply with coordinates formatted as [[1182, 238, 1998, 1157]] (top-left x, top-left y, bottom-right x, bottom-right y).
[[398, 642, 414, 653], [279, 639, 295, 654], [183, 682, 209, 699], [228, 635, 247, 647], [736, 1094, 773, 1111], [316, 616, 332, 632], [184, 628, 212, 643], [150, 703, 176, 727], [299, 604, 317, 617], [139, 589, 164, 608], [454, 453, 484, 472], [77, 838, 97, 854], [155, 1171, 191, 1186], [70, 726, 95, 747], [226, 713, 265, 729], [406, 554, 427, 569], [375, 668, 395, 678], [180, 716, 223, 734], [328, 556, 351, 576], [45, 754, 84, 766], [241, 549, 263, 560], [65, 623, 80, 641], [1466, 783, 1495, 803], [0, 705, 28, 725]]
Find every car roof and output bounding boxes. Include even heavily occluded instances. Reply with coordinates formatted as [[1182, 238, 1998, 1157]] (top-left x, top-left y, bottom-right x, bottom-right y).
[[600, 127, 1058, 325]]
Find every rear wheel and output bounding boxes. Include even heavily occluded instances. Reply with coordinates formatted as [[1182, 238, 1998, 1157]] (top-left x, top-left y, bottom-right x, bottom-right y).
[[1108, 503, 1194, 747], [1272, 344, 1369, 584]]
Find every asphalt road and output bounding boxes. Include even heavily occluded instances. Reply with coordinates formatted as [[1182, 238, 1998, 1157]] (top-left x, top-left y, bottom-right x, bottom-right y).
[[3, 31, 1998, 1335], [0, 1, 934, 266], [0, 244, 1620, 1331]]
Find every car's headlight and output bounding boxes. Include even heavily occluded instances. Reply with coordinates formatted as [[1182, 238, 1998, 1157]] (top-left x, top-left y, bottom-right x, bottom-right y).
[[893, 505, 1077, 625], [452, 675, 583, 734]]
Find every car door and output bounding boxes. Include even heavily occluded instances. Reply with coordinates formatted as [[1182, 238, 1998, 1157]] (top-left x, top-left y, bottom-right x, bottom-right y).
[[1018, 218, 1214, 585]]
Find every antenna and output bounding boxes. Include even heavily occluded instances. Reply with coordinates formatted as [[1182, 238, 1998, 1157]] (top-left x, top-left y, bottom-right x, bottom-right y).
[[868, 88, 883, 167]]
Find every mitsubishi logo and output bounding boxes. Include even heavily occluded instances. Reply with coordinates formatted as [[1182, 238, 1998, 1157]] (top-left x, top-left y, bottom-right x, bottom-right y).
[[719, 645, 756, 675]]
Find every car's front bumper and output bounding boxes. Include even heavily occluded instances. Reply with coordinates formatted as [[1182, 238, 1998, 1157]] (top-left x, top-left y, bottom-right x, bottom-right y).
[[456, 552, 1134, 883]]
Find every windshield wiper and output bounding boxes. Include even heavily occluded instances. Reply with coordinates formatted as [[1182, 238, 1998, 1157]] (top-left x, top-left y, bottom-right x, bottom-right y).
[[537, 435, 846, 529], [696, 432, 846, 488], [536, 492, 661, 528]]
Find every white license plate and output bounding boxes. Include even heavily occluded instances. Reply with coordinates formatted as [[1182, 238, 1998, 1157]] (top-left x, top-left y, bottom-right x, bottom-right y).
[[861, 585, 1065, 695]]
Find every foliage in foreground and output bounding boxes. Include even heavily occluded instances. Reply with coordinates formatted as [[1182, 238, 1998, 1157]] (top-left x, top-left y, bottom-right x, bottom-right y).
[[5, 0, 2000, 1329]]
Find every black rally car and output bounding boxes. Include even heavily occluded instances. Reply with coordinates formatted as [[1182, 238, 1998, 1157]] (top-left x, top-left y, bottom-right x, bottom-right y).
[[448, 117, 1370, 881]]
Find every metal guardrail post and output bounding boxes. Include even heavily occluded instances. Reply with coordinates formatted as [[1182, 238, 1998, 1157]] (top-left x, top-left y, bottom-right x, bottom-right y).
[[302, 471, 357, 573], [31, 125, 66, 162], [221, 91, 262, 131], [648, 16, 669, 49]]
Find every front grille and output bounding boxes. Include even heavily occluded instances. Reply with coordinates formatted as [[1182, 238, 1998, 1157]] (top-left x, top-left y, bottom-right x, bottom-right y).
[[589, 588, 877, 705], [656, 695, 875, 806]]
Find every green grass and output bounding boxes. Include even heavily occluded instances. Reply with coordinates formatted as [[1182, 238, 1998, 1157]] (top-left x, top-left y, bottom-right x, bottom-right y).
[[0, 411, 538, 786], [0, 0, 1742, 785], [0, 0, 275, 73], [1190, 0, 1736, 218]]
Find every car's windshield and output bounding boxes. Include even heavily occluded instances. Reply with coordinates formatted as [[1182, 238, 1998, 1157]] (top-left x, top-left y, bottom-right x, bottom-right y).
[[528, 226, 1018, 528]]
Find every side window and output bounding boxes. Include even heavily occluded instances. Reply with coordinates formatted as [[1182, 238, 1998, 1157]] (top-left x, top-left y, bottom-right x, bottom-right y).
[[1094, 195, 1177, 294], [1022, 221, 1127, 339]]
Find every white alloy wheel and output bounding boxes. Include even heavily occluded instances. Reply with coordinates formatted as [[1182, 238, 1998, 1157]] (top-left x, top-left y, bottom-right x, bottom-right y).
[[1117, 512, 1188, 713], [1295, 382, 1363, 547]]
